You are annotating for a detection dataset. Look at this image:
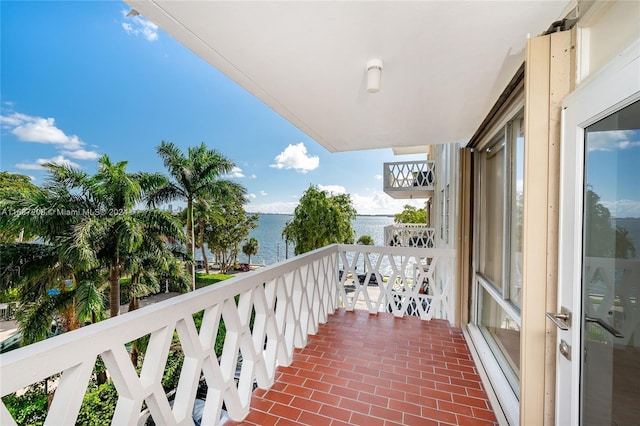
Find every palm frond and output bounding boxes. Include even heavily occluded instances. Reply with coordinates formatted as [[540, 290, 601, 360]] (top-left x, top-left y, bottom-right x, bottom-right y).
[[75, 276, 108, 324]]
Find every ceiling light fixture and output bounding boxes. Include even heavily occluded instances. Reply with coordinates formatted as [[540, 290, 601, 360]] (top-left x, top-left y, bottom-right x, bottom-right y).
[[366, 59, 383, 93]]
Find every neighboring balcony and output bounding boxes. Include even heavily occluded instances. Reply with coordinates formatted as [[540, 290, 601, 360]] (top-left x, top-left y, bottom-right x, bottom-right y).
[[383, 160, 435, 199], [0, 245, 497, 425], [384, 224, 436, 248]]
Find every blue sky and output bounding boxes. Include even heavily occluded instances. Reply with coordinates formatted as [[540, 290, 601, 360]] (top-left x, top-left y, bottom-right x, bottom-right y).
[[0, 1, 426, 215], [586, 131, 640, 218]]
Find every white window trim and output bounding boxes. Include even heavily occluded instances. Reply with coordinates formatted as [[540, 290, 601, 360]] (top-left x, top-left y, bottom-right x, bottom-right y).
[[465, 324, 519, 426]]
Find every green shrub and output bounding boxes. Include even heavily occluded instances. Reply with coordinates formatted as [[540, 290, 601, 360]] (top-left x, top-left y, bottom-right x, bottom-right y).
[[162, 349, 184, 392], [2, 382, 47, 425], [76, 382, 118, 426]]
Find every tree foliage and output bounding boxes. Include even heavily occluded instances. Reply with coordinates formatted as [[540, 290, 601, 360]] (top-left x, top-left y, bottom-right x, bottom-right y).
[[206, 202, 258, 273], [0, 172, 38, 242], [2, 381, 48, 425], [0, 156, 186, 344], [149, 141, 245, 288], [357, 235, 374, 245], [283, 186, 356, 255], [394, 204, 427, 224], [242, 237, 259, 265], [584, 188, 636, 259]]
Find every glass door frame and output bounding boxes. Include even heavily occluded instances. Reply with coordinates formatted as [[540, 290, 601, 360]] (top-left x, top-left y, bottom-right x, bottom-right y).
[[467, 106, 524, 426], [557, 39, 640, 426]]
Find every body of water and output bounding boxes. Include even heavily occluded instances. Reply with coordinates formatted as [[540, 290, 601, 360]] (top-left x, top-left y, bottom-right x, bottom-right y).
[[197, 214, 395, 266]]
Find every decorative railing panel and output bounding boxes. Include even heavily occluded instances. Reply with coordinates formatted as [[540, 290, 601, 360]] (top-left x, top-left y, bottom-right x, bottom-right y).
[[336, 245, 455, 321], [384, 224, 436, 248], [383, 160, 435, 199], [0, 244, 454, 425]]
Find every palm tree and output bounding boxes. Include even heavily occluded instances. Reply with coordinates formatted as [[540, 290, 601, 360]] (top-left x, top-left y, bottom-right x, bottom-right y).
[[0, 174, 109, 343], [148, 141, 245, 289], [242, 238, 259, 266], [70, 156, 185, 317], [121, 235, 190, 366], [191, 200, 224, 274], [0, 157, 187, 347], [0, 242, 106, 345]]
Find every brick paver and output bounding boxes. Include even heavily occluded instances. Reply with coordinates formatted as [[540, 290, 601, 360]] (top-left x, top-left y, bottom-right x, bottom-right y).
[[225, 309, 498, 425]]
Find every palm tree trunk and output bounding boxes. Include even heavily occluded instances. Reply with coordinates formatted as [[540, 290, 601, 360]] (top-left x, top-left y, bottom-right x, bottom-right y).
[[199, 219, 209, 274], [128, 293, 140, 367], [186, 198, 196, 291], [110, 254, 120, 317]]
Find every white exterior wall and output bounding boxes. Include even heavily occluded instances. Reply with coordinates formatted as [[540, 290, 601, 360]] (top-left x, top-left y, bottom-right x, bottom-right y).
[[577, 1, 640, 84], [432, 143, 460, 250], [431, 143, 461, 325]]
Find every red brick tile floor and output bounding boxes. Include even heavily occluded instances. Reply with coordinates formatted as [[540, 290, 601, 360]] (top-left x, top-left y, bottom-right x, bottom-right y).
[[225, 309, 498, 426]]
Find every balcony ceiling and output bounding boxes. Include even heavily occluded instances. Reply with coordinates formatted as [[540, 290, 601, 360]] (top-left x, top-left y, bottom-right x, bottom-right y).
[[126, 1, 572, 153]]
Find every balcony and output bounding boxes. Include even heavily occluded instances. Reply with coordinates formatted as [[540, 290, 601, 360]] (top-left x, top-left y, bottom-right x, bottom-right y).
[[383, 161, 435, 200], [0, 245, 497, 425], [384, 224, 436, 248]]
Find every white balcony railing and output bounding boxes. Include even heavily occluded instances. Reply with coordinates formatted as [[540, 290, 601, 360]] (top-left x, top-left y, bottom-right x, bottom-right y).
[[384, 224, 436, 248], [383, 160, 435, 199], [0, 244, 455, 425]]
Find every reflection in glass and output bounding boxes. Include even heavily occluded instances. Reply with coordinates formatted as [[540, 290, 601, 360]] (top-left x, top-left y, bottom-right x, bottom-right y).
[[581, 100, 640, 426], [478, 286, 520, 394], [509, 119, 524, 308], [478, 136, 505, 288]]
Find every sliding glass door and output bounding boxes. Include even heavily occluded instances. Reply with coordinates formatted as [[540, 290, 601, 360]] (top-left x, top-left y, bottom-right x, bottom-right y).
[[473, 113, 524, 398]]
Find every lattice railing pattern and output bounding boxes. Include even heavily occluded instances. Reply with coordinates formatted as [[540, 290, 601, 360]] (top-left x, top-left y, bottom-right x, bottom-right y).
[[383, 160, 436, 190], [583, 257, 639, 346], [336, 245, 455, 321], [0, 245, 454, 425], [0, 247, 338, 426], [384, 224, 436, 248]]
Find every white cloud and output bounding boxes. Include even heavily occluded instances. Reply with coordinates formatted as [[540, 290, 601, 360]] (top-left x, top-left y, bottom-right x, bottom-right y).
[[318, 184, 346, 194], [0, 113, 26, 127], [228, 166, 245, 178], [1, 112, 84, 150], [260, 191, 268, 196], [248, 193, 257, 199], [601, 199, 640, 218], [587, 130, 640, 152], [62, 149, 100, 160], [16, 155, 81, 171], [247, 201, 298, 214], [121, 11, 158, 42], [374, 174, 383, 181], [248, 192, 424, 215], [250, 174, 257, 179], [351, 191, 424, 216], [270, 142, 319, 174], [1, 109, 99, 170], [14, 119, 82, 149]]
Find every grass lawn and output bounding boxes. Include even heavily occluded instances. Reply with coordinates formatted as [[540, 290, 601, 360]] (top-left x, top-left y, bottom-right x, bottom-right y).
[[195, 272, 235, 289]]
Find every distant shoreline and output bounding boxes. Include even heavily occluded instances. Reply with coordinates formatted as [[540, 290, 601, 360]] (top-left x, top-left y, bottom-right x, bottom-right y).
[[247, 212, 394, 218]]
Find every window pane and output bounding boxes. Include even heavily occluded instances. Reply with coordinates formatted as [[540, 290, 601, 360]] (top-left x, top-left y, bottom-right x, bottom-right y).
[[478, 286, 521, 394], [509, 119, 524, 308], [479, 141, 505, 287]]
